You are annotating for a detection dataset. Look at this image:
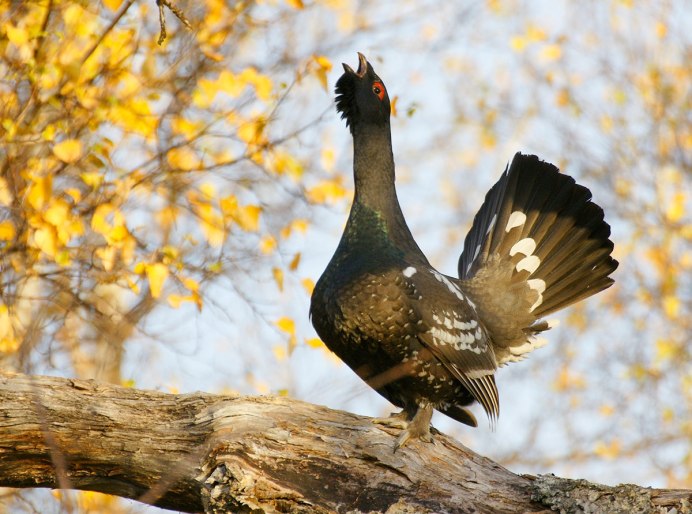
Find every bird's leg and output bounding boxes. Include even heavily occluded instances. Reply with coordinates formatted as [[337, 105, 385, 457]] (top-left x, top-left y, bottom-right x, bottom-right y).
[[395, 404, 434, 448]]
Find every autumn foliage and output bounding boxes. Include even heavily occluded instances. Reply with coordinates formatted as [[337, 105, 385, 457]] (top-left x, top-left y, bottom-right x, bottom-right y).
[[0, 0, 690, 512]]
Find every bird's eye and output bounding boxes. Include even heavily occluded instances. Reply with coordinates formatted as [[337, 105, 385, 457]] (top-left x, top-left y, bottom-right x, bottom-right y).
[[372, 81, 385, 101]]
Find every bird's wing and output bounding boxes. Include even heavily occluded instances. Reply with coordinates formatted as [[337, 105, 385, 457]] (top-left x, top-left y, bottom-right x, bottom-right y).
[[402, 267, 500, 422]]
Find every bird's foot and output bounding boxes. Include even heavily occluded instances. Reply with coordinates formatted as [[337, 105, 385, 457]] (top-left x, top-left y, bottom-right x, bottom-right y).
[[396, 424, 434, 448], [373, 406, 435, 449], [372, 409, 410, 430]]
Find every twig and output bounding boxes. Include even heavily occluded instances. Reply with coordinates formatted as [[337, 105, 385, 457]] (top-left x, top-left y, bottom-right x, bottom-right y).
[[81, 0, 136, 66], [157, 0, 192, 46]]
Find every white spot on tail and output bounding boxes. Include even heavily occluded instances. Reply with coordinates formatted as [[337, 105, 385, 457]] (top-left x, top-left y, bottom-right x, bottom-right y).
[[527, 278, 546, 312], [516, 255, 540, 274], [499, 335, 550, 365], [505, 211, 527, 232], [486, 213, 497, 235], [510, 237, 536, 257], [402, 266, 417, 278]]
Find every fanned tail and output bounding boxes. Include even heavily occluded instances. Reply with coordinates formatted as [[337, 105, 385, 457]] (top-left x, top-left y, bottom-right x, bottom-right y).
[[458, 153, 618, 365]]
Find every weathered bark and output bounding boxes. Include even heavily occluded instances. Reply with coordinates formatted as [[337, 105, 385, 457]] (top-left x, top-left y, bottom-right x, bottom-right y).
[[0, 371, 689, 513]]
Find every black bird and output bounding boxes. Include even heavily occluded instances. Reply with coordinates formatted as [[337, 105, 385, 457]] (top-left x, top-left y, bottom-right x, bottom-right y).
[[310, 53, 618, 447]]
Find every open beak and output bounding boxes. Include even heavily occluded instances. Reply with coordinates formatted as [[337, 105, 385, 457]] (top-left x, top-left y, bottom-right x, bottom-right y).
[[342, 52, 368, 78]]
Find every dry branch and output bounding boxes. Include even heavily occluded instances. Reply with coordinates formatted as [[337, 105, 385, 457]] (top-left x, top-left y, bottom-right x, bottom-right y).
[[0, 372, 689, 513]]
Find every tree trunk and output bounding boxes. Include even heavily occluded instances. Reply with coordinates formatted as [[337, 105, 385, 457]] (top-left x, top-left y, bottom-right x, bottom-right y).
[[0, 371, 688, 513]]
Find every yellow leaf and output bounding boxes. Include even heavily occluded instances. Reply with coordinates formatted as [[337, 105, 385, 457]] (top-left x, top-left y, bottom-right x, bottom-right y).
[[199, 182, 216, 199], [91, 203, 114, 236], [27, 175, 52, 210], [260, 235, 276, 254], [292, 219, 308, 233], [0, 221, 16, 241], [77, 491, 116, 511], [240, 68, 273, 101], [0, 177, 11, 206], [526, 24, 547, 42], [103, 0, 124, 11], [289, 252, 301, 271], [53, 139, 83, 163], [655, 21, 667, 39], [65, 188, 82, 203], [55, 250, 71, 267], [171, 116, 204, 139], [157, 205, 179, 227], [314, 55, 332, 70], [95, 246, 117, 271], [146, 263, 169, 299], [312, 55, 332, 90], [600, 115, 613, 133], [540, 44, 562, 61], [306, 179, 347, 204], [510, 35, 527, 52], [33, 226, 58, 257], [320, 147, 335, 172], [167, 147, 200, 171], [110, 98, 156, 136], [192, 77, 218, 108], [655, 338, 678, 362], [305, 337, 324, 349], [481, 130, 496, 149], [301, 278, 315, 295], [273, 345, 288, 360], [662, 295, 680, 319], [196, 204, 225, 247], [286, 0, 304, 8], [218, 70, 245, 98], [273, 267, 284, 291], [0, 334, 19, 354], [0, 304, 18, 354], [81, 172, 103, 189], [273, 152, 303, 178], [167, 294, 186, 308], [390, 96, 398, 117], [666, 192, 685, 223], [238, 118, 267, 146], [598, 404, 614, 417], [44, 199, 70, 228], [553, 366, 586, 392], [594, 439, 621, 460], [6, 24, 29, 45], [182, 277, 199, 292], [234, 205, 261, 231], [556, 88, 570, 107], [127, 276, 140, 294], [275, 316, 295, 335]]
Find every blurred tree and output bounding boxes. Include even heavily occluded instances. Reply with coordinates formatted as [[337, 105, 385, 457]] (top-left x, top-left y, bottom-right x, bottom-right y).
[[409, 0, 691, 490], [0, 0, 689, 512]]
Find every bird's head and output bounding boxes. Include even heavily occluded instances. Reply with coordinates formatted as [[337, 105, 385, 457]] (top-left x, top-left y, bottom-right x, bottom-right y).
[[335, 53, 391, 134]]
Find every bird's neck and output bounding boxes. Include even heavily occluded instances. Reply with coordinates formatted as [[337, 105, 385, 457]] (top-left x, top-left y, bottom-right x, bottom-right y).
[[347, 123, 427, 262], [352, 123, 397, 209]]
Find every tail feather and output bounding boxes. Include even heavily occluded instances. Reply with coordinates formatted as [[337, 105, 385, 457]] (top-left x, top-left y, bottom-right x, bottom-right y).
[[458, 153, 618, 364]]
